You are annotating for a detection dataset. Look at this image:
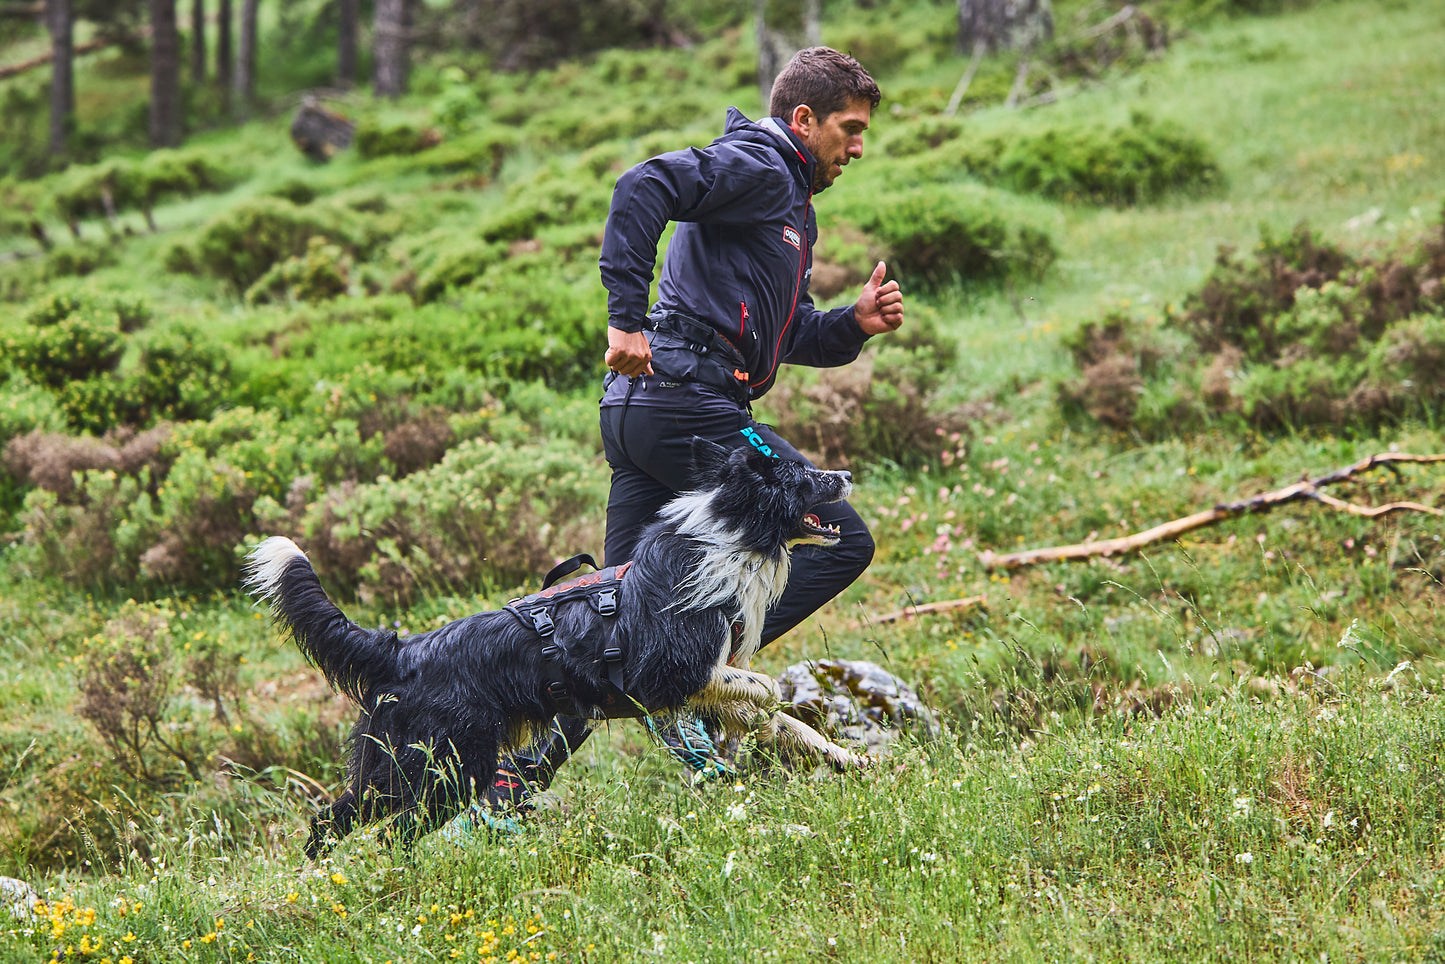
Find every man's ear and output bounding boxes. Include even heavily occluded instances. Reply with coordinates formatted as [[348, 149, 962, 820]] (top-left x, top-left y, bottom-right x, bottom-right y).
[[688, 437, 732, 485], [789, 103, 815, 137]]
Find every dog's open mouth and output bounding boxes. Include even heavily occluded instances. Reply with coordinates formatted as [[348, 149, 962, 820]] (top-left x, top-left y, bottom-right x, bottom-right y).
[[800, 513, 842, 543]]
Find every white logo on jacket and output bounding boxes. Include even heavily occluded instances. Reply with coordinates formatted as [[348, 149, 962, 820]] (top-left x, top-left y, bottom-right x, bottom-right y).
[[782, 226, 802, 250]]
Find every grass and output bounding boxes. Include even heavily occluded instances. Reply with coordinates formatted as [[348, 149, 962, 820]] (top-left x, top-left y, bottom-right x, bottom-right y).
[[10, 666, 1445, 962], [3, 0, 1445, 960]]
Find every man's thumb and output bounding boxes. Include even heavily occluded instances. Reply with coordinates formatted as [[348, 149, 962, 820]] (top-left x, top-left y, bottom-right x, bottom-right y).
[[869, 261, 887, 286]]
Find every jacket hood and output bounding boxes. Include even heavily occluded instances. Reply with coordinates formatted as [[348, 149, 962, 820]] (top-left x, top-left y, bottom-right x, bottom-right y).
[[722, 107, 817, 193]]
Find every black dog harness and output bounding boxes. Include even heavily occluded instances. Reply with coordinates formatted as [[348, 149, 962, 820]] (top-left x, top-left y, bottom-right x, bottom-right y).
[[504, 555, 639, 719]]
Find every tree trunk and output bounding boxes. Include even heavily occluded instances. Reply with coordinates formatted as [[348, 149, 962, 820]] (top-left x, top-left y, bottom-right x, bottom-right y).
[[46, 0, 74, 157], [337, 0, 357, 87], [215, 0, 231, 113], [235, 0, 256, 111], [189, 0, 204, 83], [756, 0, 821, 115], [372, 0, 409, 100], [957, 0, 1053, 54], [148, 0, 183, 147]]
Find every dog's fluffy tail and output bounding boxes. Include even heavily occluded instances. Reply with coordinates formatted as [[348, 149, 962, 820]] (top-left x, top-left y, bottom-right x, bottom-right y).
[[245, 536, 396, 705]]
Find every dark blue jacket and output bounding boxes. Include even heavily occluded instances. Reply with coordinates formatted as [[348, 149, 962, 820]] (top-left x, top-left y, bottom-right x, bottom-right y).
[[599, 108, 871, 400]]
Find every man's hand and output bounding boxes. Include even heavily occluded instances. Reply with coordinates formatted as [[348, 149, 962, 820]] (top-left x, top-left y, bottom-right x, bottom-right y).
[[854, 261, 904, 336], [605, 326, 654, 377]]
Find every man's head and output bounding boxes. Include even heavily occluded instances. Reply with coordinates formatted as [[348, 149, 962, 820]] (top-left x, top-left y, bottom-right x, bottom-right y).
[[770, 47, 881, 192]]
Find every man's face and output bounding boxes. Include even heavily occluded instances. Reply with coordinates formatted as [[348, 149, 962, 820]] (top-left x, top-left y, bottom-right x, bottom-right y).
[[796, 97, 871, 193]]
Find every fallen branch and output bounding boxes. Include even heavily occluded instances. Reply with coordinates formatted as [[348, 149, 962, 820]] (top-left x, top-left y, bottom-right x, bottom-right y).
[[944, 38, 988, 118], [979, 452, 1445, 571], [871, 595, 988, 626], [0, 31, 140, 81]]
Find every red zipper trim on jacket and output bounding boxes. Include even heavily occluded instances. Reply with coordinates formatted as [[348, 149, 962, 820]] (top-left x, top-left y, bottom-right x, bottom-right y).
[[762, 192, 811, 391]]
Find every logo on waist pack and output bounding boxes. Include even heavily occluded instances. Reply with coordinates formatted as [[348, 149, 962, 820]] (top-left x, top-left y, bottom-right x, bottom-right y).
[[782, 226, 802, 250]]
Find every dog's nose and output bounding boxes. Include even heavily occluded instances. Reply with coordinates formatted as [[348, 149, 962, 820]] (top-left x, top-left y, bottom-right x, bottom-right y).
[[840, 471, 852, 484]]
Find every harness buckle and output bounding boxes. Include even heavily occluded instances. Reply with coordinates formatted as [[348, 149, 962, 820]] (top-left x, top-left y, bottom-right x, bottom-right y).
[[530, 609, 555, 637]]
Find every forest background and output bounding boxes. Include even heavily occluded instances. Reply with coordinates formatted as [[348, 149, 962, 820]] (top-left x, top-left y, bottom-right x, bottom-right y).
[[2, 0, 1445, 961]]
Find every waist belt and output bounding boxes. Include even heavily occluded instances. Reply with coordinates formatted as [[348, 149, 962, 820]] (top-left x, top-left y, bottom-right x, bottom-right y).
[[647, 311, 753, 406]]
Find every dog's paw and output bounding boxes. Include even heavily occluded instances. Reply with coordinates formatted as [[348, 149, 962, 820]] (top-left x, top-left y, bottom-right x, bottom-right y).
[[821, 741, 871, 772]]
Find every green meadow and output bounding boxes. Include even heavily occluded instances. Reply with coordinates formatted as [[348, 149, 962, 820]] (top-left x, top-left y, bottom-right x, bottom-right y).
[[2, 0, 1445, 960]]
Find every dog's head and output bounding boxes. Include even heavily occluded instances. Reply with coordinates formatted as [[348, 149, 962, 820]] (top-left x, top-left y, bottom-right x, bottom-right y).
[[689, 437, 852, 554]]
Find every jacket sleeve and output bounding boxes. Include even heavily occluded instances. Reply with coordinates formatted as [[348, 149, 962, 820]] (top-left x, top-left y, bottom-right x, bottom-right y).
[[781, 291, 872, 368], [599, 145, 785, 332]]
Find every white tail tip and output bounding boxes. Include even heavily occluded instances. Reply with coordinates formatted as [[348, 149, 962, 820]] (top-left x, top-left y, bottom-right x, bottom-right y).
[[245, 536, 309, 600]]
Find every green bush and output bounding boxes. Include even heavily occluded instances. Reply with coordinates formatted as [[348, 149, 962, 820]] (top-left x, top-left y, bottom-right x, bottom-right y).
[[880, 116, 965, 159], [245, 236, 354, 305], [354, 118, 441, 159], [414, 237, 507, 303], [990, 111, 1222, 206], [1057, 211, 1445, 436], [47, 149, 239, 234], [479, 167, 613, 243], [122, 324, 233, 425], [43, 240, 118, 278], [7, 310, 124, 388], [412, 127, 521, 179], [840, 184, 1057, 289], [186, 197, 369, 291], [269, 434, 608, 605], [1179, 222, 1353, 358]]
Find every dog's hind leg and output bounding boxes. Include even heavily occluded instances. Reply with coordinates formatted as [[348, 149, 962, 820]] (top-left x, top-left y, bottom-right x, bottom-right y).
[[305, 788, 360, 859]]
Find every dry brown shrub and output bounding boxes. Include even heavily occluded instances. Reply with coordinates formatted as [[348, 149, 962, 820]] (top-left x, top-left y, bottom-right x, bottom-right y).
[[382, 409, 456, 477], [764, 349, 972, 470], [1200, 345, 1245, 413], [2, 425, 170, 498], [1063, 355, 1141, 430]]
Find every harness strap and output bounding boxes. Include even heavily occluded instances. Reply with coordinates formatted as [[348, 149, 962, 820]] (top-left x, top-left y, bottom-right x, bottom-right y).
[[504, 561, 635, 717]]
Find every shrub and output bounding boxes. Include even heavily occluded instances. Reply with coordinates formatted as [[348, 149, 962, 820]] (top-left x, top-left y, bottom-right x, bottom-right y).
[[282, 434, 608, 605], [414, 236, 507, 303], [881, 116, 965, 159], [7, 309, 124, 388], [43, 240, 118, 278], [990, 111, 1222, 206], [245, 236, 354, 305], [186, 197, 368, 291], [121, 324, 233, 424], [354, 117, 442, 158], [479, 169, 613, 243], [1179, 221, 1353, 358], [412, 127, 520, 179], [1056, 210, 1445, 436], [840, 184, 1057, 290], [759, 317, 972, 470]]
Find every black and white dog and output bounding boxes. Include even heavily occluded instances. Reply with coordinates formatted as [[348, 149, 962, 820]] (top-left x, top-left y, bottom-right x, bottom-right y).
[[246, 438, 866, 855]]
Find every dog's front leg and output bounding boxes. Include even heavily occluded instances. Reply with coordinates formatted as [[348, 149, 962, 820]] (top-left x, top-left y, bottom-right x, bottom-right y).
[[690, 667, 782, 725], [693, 667, 867, 771]]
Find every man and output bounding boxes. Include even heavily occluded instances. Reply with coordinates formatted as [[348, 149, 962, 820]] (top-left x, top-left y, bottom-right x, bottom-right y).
[[487, 46, 904, 812]]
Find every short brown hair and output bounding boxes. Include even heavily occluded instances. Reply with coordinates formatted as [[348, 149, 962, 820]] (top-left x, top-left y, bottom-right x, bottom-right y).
[[768, 46, 882, 121]]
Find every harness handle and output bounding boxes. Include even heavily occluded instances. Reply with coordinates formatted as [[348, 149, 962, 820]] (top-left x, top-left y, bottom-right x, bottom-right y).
[[543, 553, 600, 589]]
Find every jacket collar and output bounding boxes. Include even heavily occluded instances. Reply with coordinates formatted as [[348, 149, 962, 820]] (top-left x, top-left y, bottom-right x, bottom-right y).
[[723, 107, 816, 191]]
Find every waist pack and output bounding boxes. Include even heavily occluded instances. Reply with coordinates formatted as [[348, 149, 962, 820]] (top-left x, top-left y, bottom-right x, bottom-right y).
[[504, 555, 638, 718], [647, 310, 752, 406]]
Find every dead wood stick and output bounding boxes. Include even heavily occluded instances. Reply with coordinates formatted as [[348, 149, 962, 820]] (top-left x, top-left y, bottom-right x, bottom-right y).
[[1084, 4, 1137, 39], [944, 38, 989, 118], [979, 452, 1445, 571], [871, 595, 988, 626]]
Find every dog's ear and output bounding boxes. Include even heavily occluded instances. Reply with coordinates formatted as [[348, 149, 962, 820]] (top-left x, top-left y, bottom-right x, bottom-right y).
[[688, 436, 733, 484]]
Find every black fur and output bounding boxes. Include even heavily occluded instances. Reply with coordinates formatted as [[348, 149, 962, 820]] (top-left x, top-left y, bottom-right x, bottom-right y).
[[246, 439, 852, 855]]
